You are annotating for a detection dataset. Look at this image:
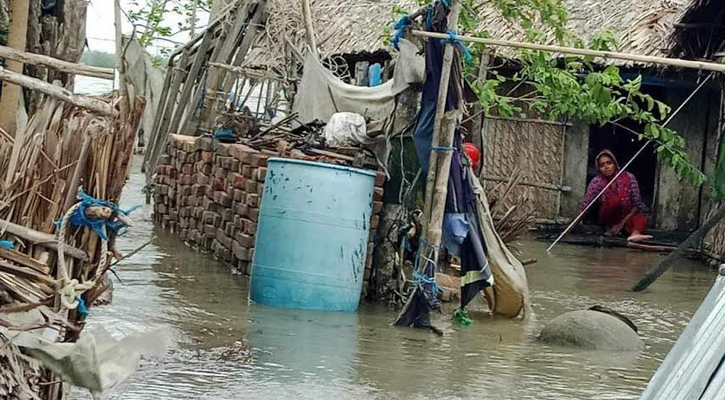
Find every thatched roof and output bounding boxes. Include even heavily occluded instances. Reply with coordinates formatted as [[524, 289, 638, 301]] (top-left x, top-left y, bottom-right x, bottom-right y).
[[669, 0, 725, 60], [245, 0, 705, 71]]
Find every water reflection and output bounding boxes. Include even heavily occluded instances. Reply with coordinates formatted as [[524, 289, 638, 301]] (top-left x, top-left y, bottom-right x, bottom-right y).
[[72, 157, 717, 399]]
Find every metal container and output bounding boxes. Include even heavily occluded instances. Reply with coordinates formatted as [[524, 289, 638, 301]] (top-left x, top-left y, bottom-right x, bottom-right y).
[[250, 158, 375, 312]]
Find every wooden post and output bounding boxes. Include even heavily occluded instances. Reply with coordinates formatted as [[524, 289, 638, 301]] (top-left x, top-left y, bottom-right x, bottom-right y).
[[421, 0, 461, 236], [205, 0, 267, 129], [395, 0, 462, 327], [0, 0, 31, 136], [168, 29, 213, 135], [0, 45, 114, 80], [471, 50, 491, 177], [300, 0, 318, 56]]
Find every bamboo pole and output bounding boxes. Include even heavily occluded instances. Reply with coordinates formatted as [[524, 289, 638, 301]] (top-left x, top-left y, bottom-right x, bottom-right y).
[[421, 1, 461, 236], [411, 30, 725, 73], [0, 45, 115, 80], [0, 0, 30, 135], [300, 0, 318, 57], [395, 0, 461, 327], [0, 67, 116, 116]]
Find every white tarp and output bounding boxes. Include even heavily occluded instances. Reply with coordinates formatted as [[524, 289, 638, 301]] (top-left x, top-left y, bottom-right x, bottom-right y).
[[6, 325, 169, 397], [293, 39, 424, 125]]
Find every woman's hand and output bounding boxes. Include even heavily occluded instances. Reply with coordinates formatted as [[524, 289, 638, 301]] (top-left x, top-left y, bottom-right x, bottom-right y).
[[608, 222, 625, 236]]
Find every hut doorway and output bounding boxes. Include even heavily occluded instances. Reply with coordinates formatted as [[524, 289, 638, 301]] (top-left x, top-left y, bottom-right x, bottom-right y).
[[587, 122, 658, 219]]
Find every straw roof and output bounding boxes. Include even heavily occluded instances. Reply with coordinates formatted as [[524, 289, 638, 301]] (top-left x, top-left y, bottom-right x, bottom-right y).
[[669, 0, 725, 59], [246, 0, 702, 71]]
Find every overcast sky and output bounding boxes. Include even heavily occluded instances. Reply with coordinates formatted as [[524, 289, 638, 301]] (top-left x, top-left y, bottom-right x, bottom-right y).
[[86, 0, 209, 56]]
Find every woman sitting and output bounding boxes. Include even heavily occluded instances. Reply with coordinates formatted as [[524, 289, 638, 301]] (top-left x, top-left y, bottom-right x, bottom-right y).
[[581, 150, 652, 243]]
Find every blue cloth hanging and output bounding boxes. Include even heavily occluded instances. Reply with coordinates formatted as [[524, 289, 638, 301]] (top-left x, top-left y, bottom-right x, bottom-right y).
[[0, 240, 14, 250], [57, 190, 139, 241], [369, 63, 382, 87]]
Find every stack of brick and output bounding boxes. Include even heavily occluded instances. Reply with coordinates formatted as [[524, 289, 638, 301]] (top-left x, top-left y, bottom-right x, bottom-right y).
[[153, 134, 385, 291]]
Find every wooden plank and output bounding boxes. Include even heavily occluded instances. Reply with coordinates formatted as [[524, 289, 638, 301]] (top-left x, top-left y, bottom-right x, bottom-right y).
[[167, 29, 214, 135], [0, 260, 56, 287], [0, 218, 89, 261], [208, 0, 267, 128], [0, 247, 50, 274], [0, 67, 116, 116], [0, 45, 114, 80]]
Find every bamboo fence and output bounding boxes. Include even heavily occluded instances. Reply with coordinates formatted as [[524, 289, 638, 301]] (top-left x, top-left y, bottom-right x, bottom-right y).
[[0, 90, 144, 399]]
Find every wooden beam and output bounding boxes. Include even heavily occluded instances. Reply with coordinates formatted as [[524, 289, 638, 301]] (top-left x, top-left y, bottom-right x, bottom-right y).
[[0, 67, 116, 116], [0, 0, 31, 135], [0, 219, 90, 261], [0, 247, 50, 274], [0, 45, 114, 80], [411, 30, 725, 73]]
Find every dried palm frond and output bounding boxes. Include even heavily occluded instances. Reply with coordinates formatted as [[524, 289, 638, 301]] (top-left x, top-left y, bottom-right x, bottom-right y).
[[484, 167, 537, 246]]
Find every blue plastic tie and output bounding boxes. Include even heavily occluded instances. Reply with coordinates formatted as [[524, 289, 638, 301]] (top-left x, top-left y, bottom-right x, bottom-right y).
[[77, 297, 89, 316], [390, 15, 411, 51], [446, 30, 473, 61], [0, 240, 14, 250], [432, 146, 456, 152], [56, 190, 139, 241]]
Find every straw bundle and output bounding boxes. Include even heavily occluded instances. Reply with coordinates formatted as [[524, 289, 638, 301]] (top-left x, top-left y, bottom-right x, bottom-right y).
[[0, 90, 144, 398]]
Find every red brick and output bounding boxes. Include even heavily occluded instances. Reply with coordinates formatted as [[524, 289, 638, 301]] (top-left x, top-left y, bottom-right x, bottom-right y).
[[233, 189, 246, 203], [256, 182, 264, 196], [251, 153, 269, 167], [214, 191, 232, 207], [243, 219, 257, 235], [221, 208, 234, 223], [374, 187, 384, 201], [195, 162, 212, 174], [244, 179, 257, 193], [204, 224, 217, 236], [236, 233, 255, 248], [370, 215, 380, 229], [375, 172, 386, 187], [256, 167, 267, 182], [246, 194, 260, 208], [216, 228, 232, 249], [235, 202, 248, 217], [229, 172, 245, 189], [200, 151, 214, 163], [180, 174, 192, 185], [373, 201, 383, 215], [242, 165, 252, 178], [212, 177, 226, 191], [191, 184, 205, 196], [181, 163, 193, 174], [202, 211, 221, 226], [194, 173, 210, 185], [249, 207, 260, 222]]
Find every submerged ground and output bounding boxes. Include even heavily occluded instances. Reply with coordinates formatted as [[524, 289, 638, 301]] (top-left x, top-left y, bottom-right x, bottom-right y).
[[69, 154, 715, 400]]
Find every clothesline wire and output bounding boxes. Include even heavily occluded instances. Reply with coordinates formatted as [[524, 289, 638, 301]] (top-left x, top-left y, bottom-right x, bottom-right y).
[[546, 71, 715, 253]]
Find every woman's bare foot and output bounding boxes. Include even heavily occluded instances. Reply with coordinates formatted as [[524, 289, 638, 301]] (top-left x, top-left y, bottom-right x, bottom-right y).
[[627, 233, 653, 243]]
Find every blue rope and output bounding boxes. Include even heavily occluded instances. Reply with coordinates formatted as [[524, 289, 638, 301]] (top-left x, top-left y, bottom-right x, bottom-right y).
[[432, 146, 456, 152], [0, 240, 13, 250], [390, 15, 411, 51], [56, 190, 139, 241], [446, 30, 473, 61]]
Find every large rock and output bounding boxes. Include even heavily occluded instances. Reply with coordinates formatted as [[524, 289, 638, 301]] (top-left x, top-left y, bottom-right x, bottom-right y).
[[538, 310, 643, 351]]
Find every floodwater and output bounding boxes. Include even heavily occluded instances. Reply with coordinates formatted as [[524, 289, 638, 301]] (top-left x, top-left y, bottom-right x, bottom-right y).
[[69, 154, 717, 400]]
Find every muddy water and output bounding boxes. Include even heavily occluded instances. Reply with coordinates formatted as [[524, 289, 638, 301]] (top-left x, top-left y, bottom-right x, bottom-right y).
[[73, 156, 716, 399]]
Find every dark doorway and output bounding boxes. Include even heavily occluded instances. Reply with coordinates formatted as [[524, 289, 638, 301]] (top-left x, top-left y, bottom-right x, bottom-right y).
[[586, 123, 658, 222]]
